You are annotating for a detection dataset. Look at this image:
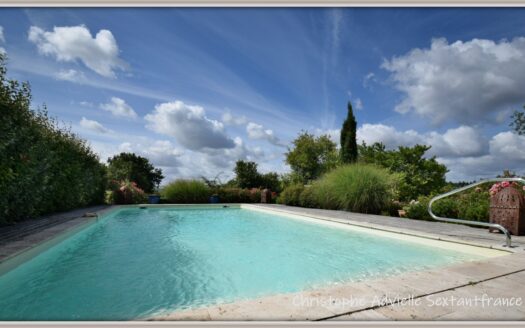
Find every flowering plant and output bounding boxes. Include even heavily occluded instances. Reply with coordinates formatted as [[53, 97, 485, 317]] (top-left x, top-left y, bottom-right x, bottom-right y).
[[489, 181, 521, 196], [106, 180, 147, 204]]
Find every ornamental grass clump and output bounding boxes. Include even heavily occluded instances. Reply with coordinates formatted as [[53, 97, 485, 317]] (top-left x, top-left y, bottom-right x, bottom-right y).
[[161, 179, 211, 204], [311, 164, 399, 214]]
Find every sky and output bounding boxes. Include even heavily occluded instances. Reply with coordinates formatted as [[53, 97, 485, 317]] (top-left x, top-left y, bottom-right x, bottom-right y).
[[1, 7, 525, 183]]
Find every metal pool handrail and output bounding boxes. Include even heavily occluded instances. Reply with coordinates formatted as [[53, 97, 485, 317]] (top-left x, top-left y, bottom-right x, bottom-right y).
[[428, 177, 525, 248]]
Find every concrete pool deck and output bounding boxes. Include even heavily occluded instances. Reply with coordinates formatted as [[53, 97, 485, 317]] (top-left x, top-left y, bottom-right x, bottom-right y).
[[1, 203, 524, 321]]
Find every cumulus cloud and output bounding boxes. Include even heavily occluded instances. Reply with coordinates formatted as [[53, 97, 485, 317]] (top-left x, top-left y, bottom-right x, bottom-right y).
[[80, 117, 110, 133], [440, 131, 525, 181], [55, 69, 86, 83], [222, 110, 248, 125], [246, 122, 285, 147], [100, 97, 137, 119], [28, 25, 127, 78], [383, 37, 525, 125], [145, 100, 235, 150], [357, 124, 486, 158], [118, 140, 183, 168], [355, 123, 525, 181]]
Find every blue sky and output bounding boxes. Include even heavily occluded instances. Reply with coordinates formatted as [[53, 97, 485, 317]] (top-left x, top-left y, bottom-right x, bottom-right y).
[[2, 8, 525, 182]]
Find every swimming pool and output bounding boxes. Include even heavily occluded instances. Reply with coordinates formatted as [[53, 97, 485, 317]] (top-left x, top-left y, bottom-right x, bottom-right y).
[[0, 206, 501, 320]]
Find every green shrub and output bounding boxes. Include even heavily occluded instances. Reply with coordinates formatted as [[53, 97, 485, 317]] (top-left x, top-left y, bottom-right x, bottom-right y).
[[0, 56, 106, 224], [217, 188, 261, 203], [405, 190, 490, 222], [277, 184, 305, 206], [457, 191, 489, 222], [311, 164, 399, 214], [404, 196, 432, 221], [299, 186, 318, 208], [161, 179, 211, 203], [106, 180, 147, 205]]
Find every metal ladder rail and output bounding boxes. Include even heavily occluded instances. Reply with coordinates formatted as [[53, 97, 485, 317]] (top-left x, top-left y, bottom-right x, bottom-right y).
[[427, 177, 525, 248]]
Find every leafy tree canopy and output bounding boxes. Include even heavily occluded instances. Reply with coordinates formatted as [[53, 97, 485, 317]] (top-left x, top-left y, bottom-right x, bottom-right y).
[[234, 160, 260, 189], [107, 152, 163, 193], [285, 131, 339, 183], [358, 142, 448, 201], [510, 105, 525, 135], [1, 54, 106, 223], [233, 160, 282, 191]]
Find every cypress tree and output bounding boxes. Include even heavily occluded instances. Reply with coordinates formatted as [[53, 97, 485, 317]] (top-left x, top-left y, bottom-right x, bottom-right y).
[[340, 101, 358, 163]]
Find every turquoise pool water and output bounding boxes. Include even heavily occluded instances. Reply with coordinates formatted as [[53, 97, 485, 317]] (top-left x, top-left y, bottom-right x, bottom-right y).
[[0, 207, 483, 320]]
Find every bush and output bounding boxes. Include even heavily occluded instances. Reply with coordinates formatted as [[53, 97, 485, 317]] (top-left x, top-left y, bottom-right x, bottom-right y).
[[0, 56, 106, 224], [277, 184, 305, 206], [106, 180, 147, 205], [107, 153, 163, 193], [405, 190, 490, 223], [310, 164, 399, 214], [299, 186, 318, 208], [161, 179, 211, 203], [217, 188, 261, 203]]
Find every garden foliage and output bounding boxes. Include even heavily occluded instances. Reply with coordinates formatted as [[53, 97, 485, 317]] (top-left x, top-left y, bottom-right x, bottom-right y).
[[106, 180, 147, 205], [161, 179, 211, 204], [285, 132, 339, 183], [0, 56, 106, 224], [107, 152, 163, 193], [359, 142, 447, 201], [278, 164, 399, 214]]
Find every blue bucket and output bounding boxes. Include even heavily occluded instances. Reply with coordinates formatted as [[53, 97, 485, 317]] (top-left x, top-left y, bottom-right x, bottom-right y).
[[148, 195, 161, 204]]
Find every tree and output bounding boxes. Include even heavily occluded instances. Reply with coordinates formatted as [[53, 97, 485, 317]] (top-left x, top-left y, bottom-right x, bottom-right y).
[[107, 152, 163, 193], [234, 160, 261, 189], [260, 172, 281, 192], [340, 101, 358, 163], [285, 132, 339, 183], [510, 105, 525, 135], [359, 142, 448, 201], [0, 54, 106, 223]]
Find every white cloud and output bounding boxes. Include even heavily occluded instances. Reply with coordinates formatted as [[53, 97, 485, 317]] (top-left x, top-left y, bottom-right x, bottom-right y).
[[79, 117, 110, 133], [145, 100, 235, 150], [79, 101, 94, 107], [100, 97, 137, 119], [357, 124, 486, 158], [383, 37, 525, 125], [355, 98, 363, 110], [55, 69, 86, 83], [355, 123, 525, 181], [222, 110, 248, 125], [363, 72, 376, 88], [315, 128, 341, 145], [246, 122, 285, 147], [118, 139, 183, 168], [0, 26, 5, 55], [440, 131, 525, 181], [358, 123, 423, 149], [28, 25, 127, 78]]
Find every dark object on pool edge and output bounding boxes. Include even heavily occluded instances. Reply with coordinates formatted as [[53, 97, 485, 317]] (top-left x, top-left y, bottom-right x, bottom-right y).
[[223, 205, 229, 208], [148, 195, 161, 204], [261, 189, 271, 203], [139, 206, 147, 209], [209, 195, 220, 204]]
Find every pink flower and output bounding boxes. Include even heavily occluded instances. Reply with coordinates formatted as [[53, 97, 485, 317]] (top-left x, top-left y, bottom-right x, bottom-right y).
[[501, 181, 510, 188]]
